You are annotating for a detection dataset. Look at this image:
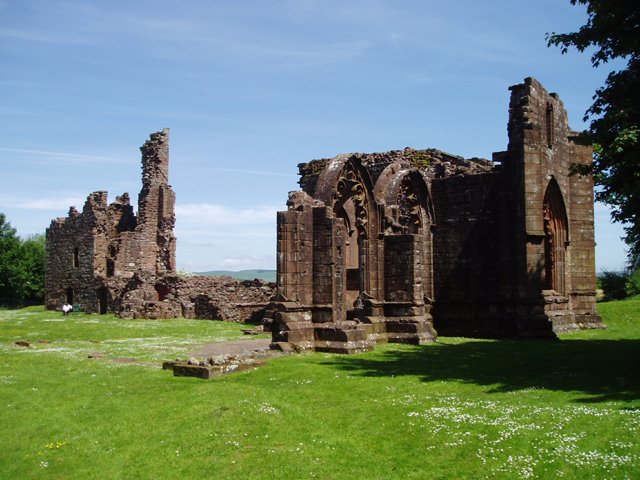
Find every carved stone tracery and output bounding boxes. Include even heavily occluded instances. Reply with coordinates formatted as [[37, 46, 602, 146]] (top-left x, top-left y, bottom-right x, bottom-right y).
[[397, 177, 423, 234], [333, 166, 369, 238]]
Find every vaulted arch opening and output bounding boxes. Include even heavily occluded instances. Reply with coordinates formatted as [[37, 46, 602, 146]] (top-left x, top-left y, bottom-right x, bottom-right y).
[[543, 179, 568, 294]]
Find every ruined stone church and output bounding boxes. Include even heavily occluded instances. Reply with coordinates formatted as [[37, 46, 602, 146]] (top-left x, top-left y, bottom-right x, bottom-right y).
[[45, 77, 603, 353], [270, 77, 603, 352]]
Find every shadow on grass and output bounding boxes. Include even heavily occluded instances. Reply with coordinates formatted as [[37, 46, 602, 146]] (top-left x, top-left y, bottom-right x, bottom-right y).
[[324, 338, 640, 403]]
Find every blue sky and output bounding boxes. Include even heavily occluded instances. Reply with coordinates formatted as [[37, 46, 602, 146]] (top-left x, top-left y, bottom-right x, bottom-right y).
[[0, 0, 629, 272]]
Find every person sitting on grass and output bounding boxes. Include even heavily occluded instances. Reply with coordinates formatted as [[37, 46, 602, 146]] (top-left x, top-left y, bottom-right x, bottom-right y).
[[62, 303, 73, 315]]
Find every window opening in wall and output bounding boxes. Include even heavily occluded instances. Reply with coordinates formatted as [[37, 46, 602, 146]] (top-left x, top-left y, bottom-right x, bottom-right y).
[[97, 287, 108, 314], [106, 258, 115, 277], [546, 102, 554, 148], [155, 283, 169, 301], [73, 247, 79, 268]]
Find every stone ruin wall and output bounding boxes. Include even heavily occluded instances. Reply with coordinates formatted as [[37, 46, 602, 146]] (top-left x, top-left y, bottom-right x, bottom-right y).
[[271, 77, 604, 352], [45, 129, 274, 324], [272, 147, 497, 352], [45, 77, 604, 351], [118, 274, 275, 322], [45, 190, 138, 314], [430, 171, 517, 336]]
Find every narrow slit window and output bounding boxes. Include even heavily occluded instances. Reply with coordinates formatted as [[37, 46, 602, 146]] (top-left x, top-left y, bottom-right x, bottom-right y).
[[546, 103, 554, 148], [106, 258, 115, 277]]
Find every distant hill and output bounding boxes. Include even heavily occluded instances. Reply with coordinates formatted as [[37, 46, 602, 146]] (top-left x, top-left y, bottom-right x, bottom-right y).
[[196, 269, 276, 282]]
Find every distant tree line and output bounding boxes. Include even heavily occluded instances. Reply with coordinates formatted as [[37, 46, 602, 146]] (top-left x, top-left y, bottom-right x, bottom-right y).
[[598, 268, 640, 302], [0, 213, 45, 307]]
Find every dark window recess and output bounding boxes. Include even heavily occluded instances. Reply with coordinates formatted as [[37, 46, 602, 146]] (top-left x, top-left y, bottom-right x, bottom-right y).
[[346, 268, 360, 291], [106, 258, 115, 277], [155, 283, 169, 301], [546, 103, 554, 148]]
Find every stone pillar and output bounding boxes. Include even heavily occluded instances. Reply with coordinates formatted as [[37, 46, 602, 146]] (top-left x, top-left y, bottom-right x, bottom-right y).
[[383, 234, 436, 344], [311, 206, 345, 322], [270, 207, 314, 351]]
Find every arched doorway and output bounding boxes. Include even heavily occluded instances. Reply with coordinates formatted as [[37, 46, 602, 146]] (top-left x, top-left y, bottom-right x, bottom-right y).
[[543, 179, 568, 294]]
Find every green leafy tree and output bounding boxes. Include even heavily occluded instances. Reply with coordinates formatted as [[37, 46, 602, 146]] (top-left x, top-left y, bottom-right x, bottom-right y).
[[547, 1, 640, 261], [0, 213, 20, 305], [626, 268, 640, 297], [0, 213, 17, 239], [598, 269, 629, 301], [18, 234, 46, 303], [0, 213, 45, 306]]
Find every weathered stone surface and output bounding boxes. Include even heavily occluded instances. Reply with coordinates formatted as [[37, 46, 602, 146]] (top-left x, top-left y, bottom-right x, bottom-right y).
[[171, 347, 281, 379], [45, 129, 176, 315], [118, 273, 275, 322], [271, 77, 604, 352], [45, 130, 274, 324], [45, 78, 604, 355]]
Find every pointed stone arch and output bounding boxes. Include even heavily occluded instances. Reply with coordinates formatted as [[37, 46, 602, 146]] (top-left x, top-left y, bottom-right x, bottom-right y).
[[381, 169, 435, 300], [328, 159, 378, 316], [391, 170, 434, 234], [543, 178, 569, 294], [332, 162, 371, 239]]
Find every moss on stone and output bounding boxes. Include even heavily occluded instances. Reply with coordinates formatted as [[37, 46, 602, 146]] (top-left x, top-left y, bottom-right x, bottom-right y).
[[407, 150, 434, 169]]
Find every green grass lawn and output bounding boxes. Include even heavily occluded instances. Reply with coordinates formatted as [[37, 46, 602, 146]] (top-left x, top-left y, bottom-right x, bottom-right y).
[[1, 300, 639, 479]]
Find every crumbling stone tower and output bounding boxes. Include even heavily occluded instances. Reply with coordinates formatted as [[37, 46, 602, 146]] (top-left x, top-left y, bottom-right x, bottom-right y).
[[137, 129, 177, 276], [45, 129, 274, 322], [271, 77, 603, 352], [45, 129, 176, 313]]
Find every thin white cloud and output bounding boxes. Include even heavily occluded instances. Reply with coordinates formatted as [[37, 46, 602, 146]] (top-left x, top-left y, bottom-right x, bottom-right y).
[[176, 229, 273, 239], [208, 168, 297, 178], [8, 2, 372, 70], [0, 27, 94, 45], [0, 147, 128, 164], [177, 254, 275, 272], [220, 255, 275, 270], [0, 193, 85, 211], [175, 203, 277, 225]]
